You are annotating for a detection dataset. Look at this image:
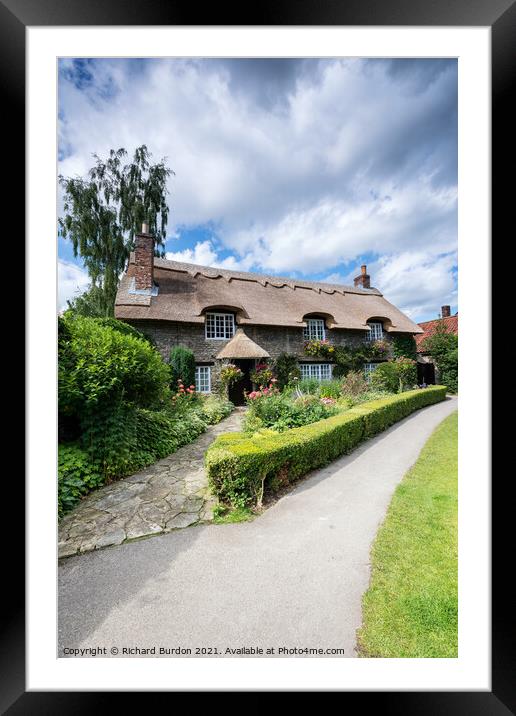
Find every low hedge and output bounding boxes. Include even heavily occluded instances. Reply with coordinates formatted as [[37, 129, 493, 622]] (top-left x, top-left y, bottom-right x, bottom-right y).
[[206, 386, 447, 508]]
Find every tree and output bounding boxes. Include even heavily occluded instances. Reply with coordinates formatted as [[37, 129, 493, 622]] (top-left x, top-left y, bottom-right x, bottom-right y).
[[422, 319, 458, 393], [59, 145, 173, 316]]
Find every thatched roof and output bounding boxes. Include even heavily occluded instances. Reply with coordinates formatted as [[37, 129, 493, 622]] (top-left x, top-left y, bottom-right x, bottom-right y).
[[115, 256, 423, 334], [216, 328, 270, 359]]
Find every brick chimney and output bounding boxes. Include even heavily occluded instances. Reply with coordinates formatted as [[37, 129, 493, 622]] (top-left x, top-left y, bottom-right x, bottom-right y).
[[134, 222, 154, 291], [354, 264, 371, 289], [441, 305, 451, 318]]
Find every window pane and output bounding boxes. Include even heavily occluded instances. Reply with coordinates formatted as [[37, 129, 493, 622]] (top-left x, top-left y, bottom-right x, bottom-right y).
[[304, 318, 325, 340], [205, 313, 235, 339], [195, 366, 211, 393]]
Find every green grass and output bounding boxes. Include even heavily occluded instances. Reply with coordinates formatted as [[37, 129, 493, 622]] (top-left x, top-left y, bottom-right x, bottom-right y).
[[212, 505, 255, 524], [357, 410, 458, 658]]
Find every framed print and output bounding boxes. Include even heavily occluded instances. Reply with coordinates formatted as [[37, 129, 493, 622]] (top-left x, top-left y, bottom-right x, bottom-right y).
[[5, 0, 511, 707]]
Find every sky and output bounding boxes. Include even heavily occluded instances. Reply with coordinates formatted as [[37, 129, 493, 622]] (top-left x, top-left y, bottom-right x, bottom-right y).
[[58, 57, 458, 323]]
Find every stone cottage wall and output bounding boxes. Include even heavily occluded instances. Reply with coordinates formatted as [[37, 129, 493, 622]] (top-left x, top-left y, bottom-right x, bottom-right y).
[[125, 318, 399, 392]]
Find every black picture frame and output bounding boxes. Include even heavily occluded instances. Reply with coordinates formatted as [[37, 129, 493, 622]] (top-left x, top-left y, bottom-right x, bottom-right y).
[[7, 0, 509, 709]]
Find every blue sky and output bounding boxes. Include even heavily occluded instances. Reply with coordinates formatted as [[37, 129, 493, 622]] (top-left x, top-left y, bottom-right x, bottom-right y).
[[58, 58, 457, 322]]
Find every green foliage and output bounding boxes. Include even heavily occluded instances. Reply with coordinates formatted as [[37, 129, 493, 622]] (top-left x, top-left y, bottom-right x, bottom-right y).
[[213, 504, 255, 524], [341, 370, 369, 398], [65, 284, 113, 318], [206, 387, 447, 508], [244, 391, 338, 434], [296, 378, 321, 394], [199, 395, 234, 425], [422, 321, 458, 394], [95, 318, 155, 345], [250, 362, 274, 388], [304, 339, 391, 378], [318, 380, 343, 399], [58, 443, 103, 517], [59, 145, 172, 316], [220, 363, 244, 387], [273, 353, 301, 389], [168, 346, 196, 389], [370, 358, 417, 393], [392, 334, 417, 359], [59, 314, 170, 418]]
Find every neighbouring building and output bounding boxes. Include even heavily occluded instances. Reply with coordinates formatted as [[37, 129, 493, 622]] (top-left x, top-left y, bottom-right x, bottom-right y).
[[114, 226, 424, 404], [416, 306, 459, 384]]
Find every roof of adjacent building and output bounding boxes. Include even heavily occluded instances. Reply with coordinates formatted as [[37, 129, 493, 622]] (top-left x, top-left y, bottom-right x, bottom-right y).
[[114, 256, 423, 334], [416, 314, 458, 352]]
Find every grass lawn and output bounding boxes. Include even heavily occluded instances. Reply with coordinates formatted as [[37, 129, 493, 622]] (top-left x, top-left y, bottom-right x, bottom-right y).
[[357, 410, 458, 658]]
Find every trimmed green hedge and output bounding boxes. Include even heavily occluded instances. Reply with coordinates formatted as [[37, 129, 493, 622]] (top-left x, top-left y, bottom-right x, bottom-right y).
[[206, 386, 447, 508]]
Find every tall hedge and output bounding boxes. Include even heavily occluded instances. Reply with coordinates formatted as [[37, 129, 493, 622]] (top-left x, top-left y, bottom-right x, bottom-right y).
[[206, 386, 447, 508], [58, 314, 171, 475]]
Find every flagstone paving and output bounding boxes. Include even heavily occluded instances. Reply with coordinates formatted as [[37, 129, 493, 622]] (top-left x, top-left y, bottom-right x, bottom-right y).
[[58, 409, 245, 559]]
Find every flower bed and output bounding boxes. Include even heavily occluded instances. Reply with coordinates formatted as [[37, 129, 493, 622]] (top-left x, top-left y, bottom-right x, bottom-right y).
[[206, 386, 447, 509]]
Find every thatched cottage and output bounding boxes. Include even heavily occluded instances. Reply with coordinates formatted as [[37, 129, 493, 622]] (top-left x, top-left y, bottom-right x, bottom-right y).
[[115, 227, 423, 403]]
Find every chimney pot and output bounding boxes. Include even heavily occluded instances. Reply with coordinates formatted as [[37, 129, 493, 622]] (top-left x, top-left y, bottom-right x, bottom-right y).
[[361, 264, 367, 275], [441, 305, 451, 318], [142, 221, 149, 234]]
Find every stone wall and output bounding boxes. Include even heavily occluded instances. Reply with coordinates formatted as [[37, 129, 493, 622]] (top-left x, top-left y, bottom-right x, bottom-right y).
[[126, 319, 398, 391]]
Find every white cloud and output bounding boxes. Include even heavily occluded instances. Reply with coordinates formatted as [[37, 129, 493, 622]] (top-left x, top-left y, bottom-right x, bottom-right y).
[[58, 259, 90, 311], [166, 240, 255, 272]]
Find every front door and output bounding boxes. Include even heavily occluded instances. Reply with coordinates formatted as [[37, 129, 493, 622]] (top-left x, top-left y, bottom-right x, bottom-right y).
[[228, 359, 254, 405]]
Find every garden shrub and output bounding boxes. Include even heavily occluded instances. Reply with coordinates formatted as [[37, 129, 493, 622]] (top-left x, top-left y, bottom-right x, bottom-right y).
[[392, 334, 417, 359], [169, 346, 196, 389], [318, 380, 343, 399], [59, 314, 170, 417], [206, 386, 447, 508], [273, 353, 301, 389], [370, 358, 417, 394], [199, 395, 234, 425], [244, 390, 337, 433], [95, 317, 155, 346], [58, 443, 103, 517], [340, 370, 369, 398], [296, 378, 321, 394], [421, 320, 458, 394]]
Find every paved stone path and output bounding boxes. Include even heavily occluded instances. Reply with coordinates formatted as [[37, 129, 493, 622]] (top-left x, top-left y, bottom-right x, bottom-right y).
[[58, 409, 245, 558]]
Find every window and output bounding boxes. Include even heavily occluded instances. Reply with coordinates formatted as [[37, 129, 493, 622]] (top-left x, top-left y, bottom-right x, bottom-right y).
[[366, 321, 383, 341], [205, 312, 235, 340], [364, 363, 378, 382], [303, 318, 326, 340], [195, 365, 211, 393], [300, 363, 332, 382]]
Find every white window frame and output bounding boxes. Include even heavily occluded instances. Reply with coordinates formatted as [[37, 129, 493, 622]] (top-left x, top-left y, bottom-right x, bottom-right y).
[[364, 362, 378, 382], [299, 363, 333, 382], [205, 312, 235, 340], [366, 321, 383, 341], [303, 318, 326, 340], [195, 365, 212, 393]]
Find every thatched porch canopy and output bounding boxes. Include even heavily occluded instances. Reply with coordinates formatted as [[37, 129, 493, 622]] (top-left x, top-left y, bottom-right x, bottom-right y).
[[216, 328, 270, 360]]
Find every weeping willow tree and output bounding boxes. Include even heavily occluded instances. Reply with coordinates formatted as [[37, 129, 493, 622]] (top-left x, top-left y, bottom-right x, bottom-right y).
[[59, 145, 173, 316]]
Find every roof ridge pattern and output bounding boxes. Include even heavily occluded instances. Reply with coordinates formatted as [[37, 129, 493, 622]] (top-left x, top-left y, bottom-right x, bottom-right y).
[[151, 257, 383, 297]]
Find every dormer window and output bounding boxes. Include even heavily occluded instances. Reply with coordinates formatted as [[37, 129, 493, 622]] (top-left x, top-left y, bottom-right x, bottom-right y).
[[366, 321, 383, 341], [205, 312, 235, 340], [303, 318, 326, 340]]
